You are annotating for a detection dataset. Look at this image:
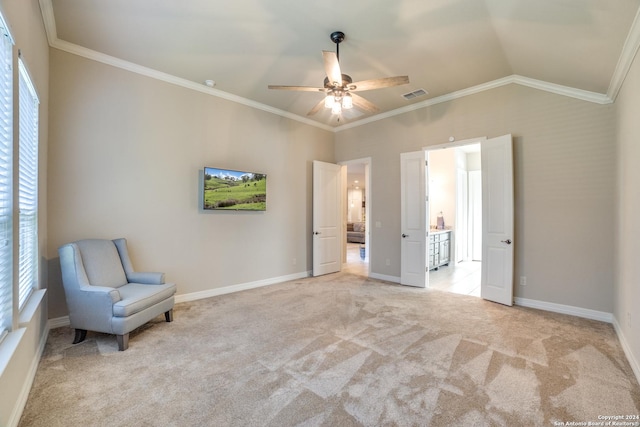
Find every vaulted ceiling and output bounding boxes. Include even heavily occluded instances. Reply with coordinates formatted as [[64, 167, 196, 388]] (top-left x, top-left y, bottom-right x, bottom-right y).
[[40, 0, 640, 129]]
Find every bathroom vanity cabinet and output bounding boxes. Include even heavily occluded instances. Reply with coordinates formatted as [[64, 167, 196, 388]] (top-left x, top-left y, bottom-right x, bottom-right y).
[[429, 230, 451, 270]]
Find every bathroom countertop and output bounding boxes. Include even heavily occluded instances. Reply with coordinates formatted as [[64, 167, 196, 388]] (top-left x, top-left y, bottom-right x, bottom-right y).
[[429, 229, 452, 234]]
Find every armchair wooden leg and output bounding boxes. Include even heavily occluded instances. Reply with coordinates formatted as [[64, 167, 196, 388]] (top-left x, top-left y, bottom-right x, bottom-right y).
[[73, 329, 87, 344], [117, 333, 129, 351], [165, 309, 173, 322]]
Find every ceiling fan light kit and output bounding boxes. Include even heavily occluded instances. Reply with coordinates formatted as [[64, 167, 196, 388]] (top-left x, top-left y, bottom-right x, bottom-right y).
[[342, 93, 353, 109], [268, 31, 409, 119], [326, 92, 353, 115], [331, 101, 342, 115]]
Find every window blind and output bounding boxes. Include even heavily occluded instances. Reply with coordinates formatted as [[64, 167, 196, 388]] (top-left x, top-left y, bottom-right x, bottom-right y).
[[18, 58, 38, 309], [0, 19, 13, 341]]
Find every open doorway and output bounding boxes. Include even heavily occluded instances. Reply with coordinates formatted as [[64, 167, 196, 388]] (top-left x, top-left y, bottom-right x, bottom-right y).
[[341, 159, 370, 277], [427, 143, 481, 297]]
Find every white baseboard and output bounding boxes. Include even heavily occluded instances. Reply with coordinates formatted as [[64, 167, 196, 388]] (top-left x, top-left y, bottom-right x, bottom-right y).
[[513, 298, 640, 387], [48, 316, 70, 329], [612, 316, 640, 386], [175, 271, 312, 304], [50, 281, 616, 327], [368, 272, 401, 284], [49, 271, 314, 328], [514, 297, 613, 323]]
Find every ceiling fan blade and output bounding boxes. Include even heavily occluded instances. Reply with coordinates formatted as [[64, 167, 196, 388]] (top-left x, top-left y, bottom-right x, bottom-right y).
[[322, 51, 342, 87], [350, 76, 410, 91], [268, 85, 324, 92], [307, 99, 326, 116], [351, 93, 380, 114]]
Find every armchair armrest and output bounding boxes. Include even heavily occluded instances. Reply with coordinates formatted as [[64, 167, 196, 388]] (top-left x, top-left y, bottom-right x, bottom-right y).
[[77, 285, 122, 304], [66, 286, 122, 332], [113, 239, 165, 284], [126, 271, 165, 285]]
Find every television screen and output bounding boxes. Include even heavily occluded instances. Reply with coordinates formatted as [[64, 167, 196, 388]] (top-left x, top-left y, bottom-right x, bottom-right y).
[[203, 167, 267, 211]]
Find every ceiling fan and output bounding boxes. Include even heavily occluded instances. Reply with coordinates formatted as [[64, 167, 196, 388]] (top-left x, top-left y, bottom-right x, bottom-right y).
[[268, 31, 410, 117]]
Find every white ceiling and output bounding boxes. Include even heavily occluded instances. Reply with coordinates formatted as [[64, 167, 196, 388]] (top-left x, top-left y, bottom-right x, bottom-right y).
[[41, 0, 640, 129]]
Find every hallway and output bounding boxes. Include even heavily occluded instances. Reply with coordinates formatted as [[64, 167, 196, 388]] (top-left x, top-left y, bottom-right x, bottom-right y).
[[343, 243, 368, 276]]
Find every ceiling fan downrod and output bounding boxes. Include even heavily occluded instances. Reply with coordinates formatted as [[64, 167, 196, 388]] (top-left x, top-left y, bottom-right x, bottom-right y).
[[330, 31, 345, 61]]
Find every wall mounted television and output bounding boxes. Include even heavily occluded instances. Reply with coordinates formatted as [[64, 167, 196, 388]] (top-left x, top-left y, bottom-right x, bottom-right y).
[[203, 167, 267, 211]]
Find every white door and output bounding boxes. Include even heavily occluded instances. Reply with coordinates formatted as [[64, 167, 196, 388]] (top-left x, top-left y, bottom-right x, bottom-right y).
[[400, 151, 427, 288], [313, 160, 343, 276], [480, 134, 514, 305]]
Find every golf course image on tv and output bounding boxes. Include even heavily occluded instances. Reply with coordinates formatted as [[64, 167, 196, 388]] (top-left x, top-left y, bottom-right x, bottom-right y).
[[203, 167, 267, 211]]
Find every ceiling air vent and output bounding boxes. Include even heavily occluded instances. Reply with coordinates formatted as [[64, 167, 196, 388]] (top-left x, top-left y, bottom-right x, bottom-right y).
[[402, 88, 428, 100]]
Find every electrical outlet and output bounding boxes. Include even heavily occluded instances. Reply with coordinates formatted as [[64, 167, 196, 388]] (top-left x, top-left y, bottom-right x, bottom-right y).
[[520, 276, 527, 286], [292, 258, 297, 265], [386, 259, 391, 266], [627, 312, 632, 329]]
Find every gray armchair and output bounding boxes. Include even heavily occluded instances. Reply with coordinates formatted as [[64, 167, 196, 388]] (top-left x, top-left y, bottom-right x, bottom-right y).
[[58, 238, 176, 351]]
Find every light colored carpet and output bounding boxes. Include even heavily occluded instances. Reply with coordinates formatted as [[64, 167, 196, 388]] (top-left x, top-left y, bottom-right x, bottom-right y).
[[19, 273, 640, 426]]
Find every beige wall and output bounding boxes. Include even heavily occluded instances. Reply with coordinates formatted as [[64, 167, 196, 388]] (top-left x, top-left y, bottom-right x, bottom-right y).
[[335, 84, 616, 313], [615, 46, 640, 378], [0, 0, 49, 425], [47, 49, 334, 317]]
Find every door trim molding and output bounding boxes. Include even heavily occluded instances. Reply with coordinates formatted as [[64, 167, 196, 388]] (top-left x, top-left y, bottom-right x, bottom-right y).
[[423, 137, 487, 152]]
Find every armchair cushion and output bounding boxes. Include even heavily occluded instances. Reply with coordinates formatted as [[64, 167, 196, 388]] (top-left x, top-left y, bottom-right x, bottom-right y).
[[76, 239, 128, 288], [114, 282, 177, 317]]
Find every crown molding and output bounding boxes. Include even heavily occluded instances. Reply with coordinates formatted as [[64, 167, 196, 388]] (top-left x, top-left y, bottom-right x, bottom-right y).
[[38, 0, 57, 45], [38, 0, 334, 132], [511, 75, 612, 105], [334, 75, 612, 132], [334, 76, 515, 131], [49, 39, 336, 132], [607, 4, 640, 101], [39, 0, 636, 134]]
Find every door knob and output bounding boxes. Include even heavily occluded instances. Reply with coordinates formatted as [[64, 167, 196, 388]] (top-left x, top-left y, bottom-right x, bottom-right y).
[[402, 234, 409, 238], [501, 239, 512, 244]]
